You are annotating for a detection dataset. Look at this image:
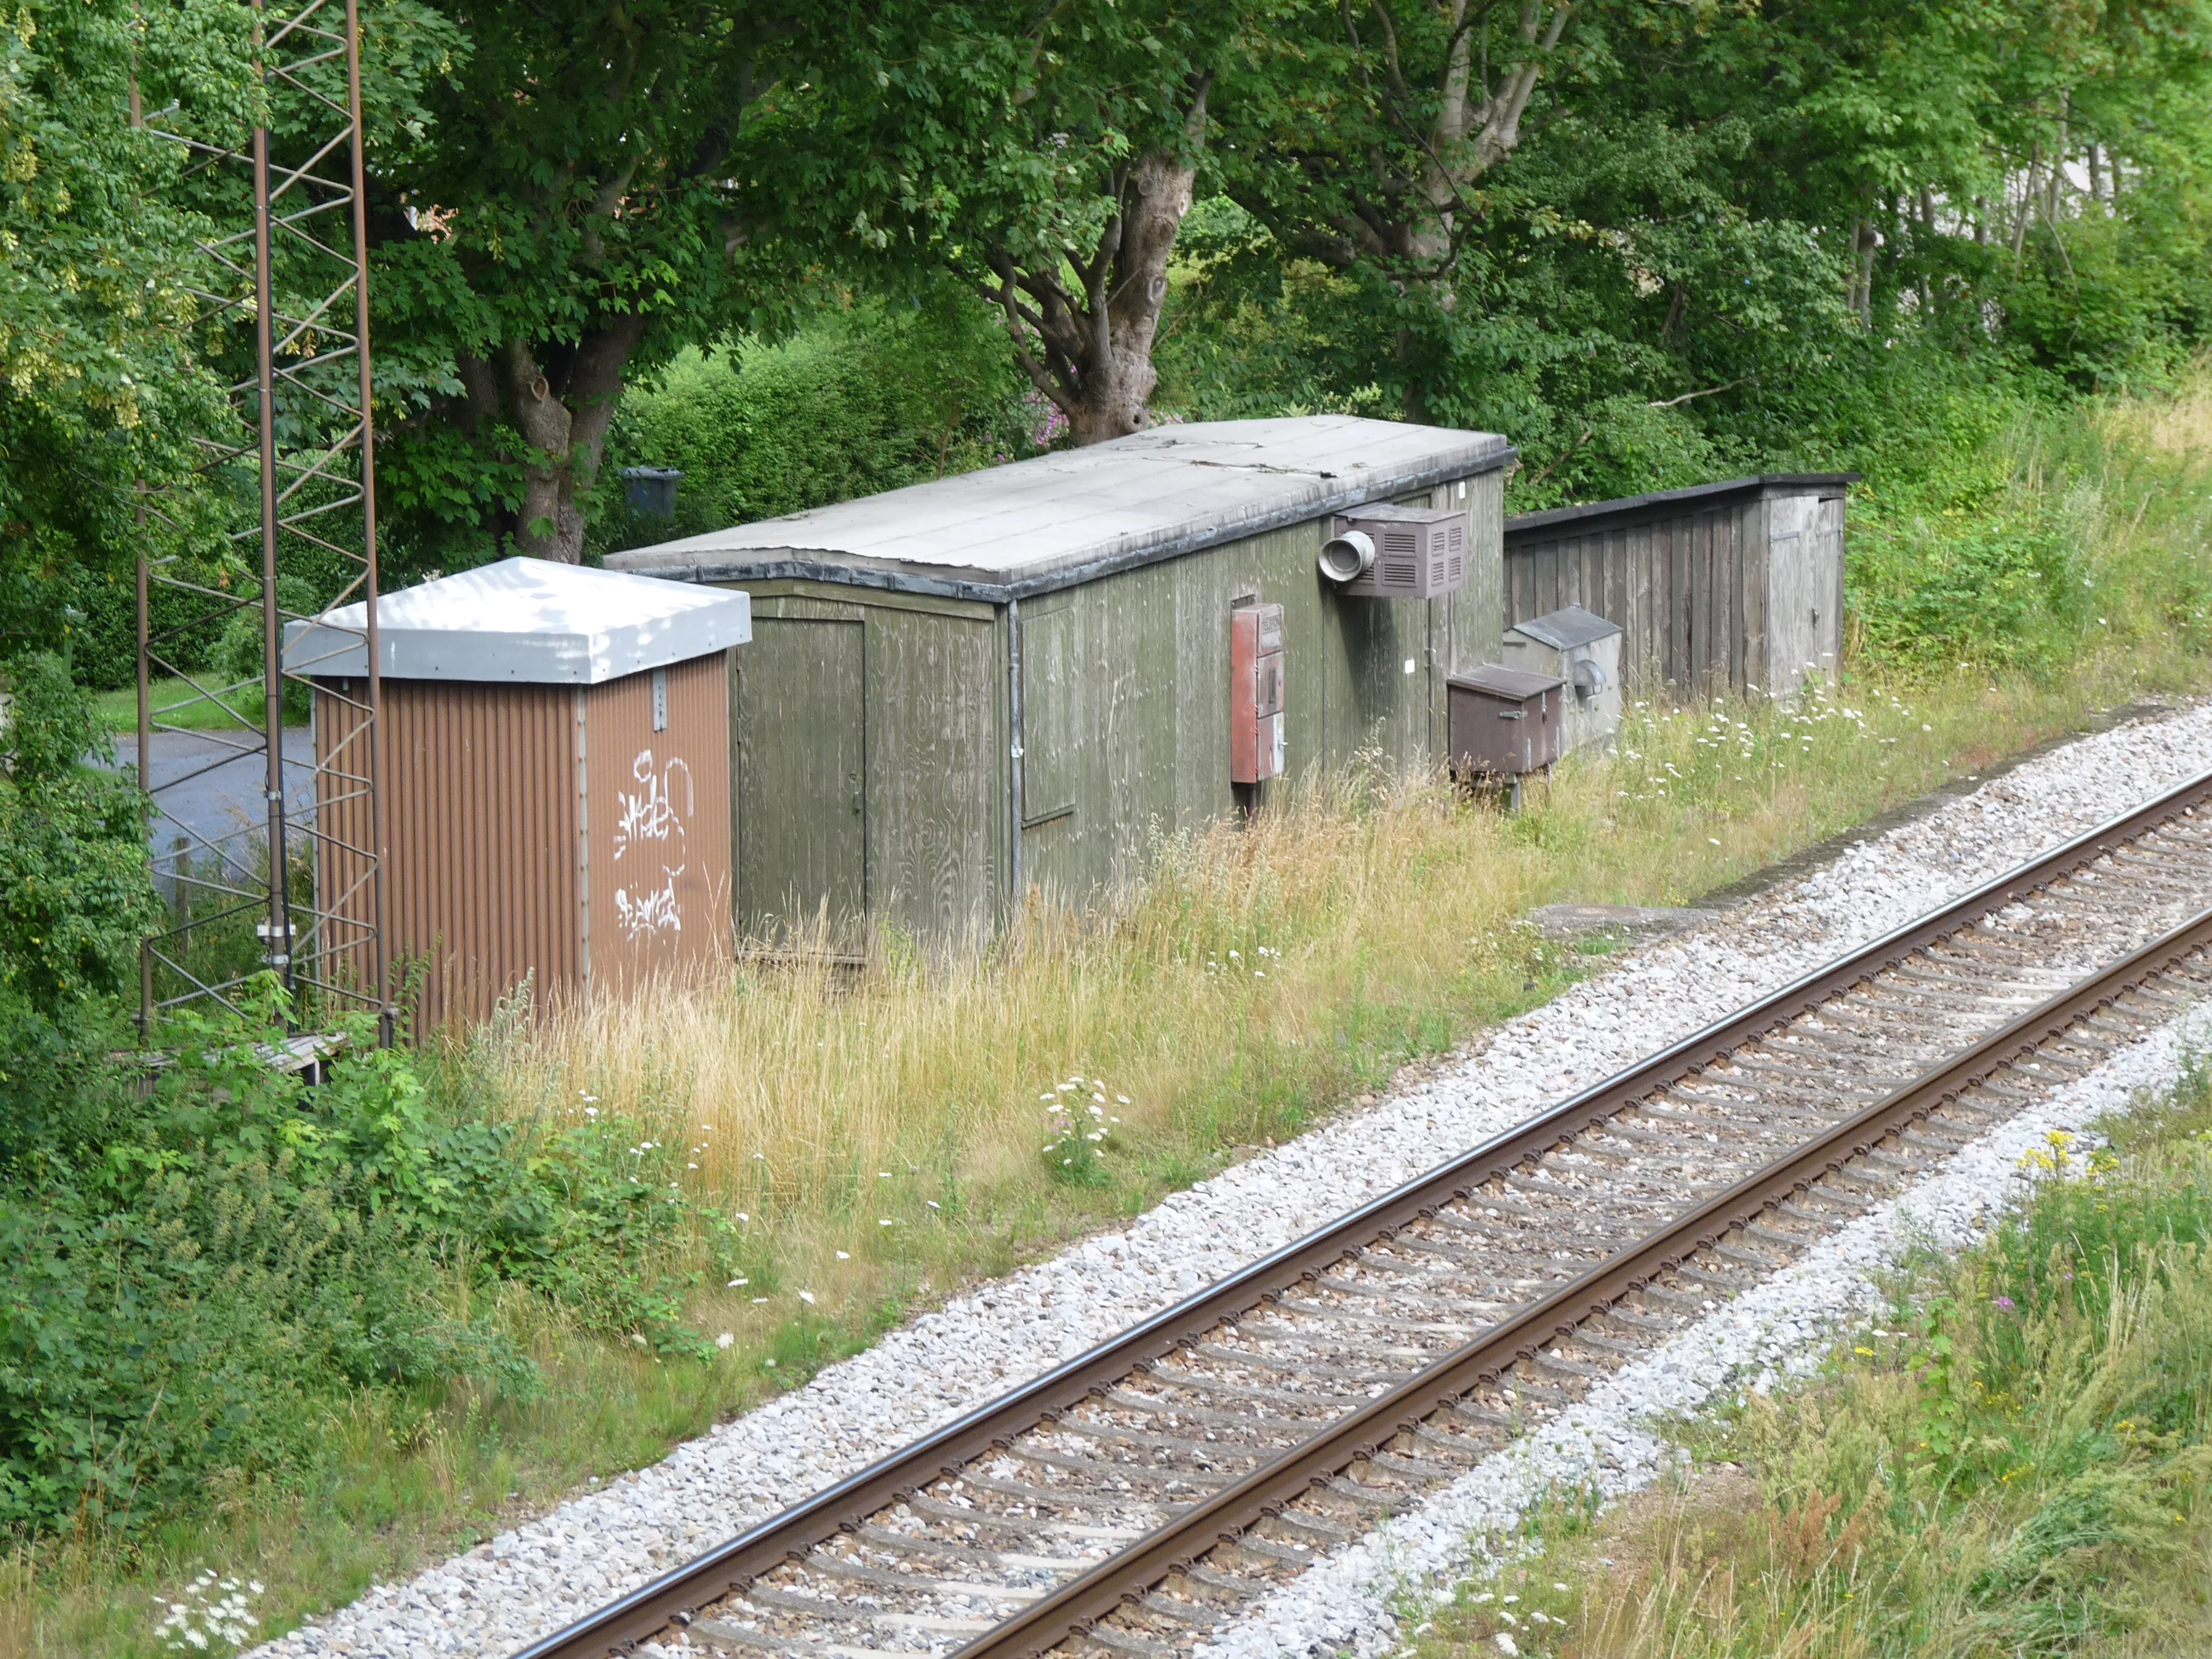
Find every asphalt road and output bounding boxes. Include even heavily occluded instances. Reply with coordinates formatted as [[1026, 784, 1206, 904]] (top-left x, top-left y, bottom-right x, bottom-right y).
[[107, 729, 317, 877]]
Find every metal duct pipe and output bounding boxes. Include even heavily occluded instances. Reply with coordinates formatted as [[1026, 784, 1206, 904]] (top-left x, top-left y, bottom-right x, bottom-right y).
[[1318, 528, 1375, 584]]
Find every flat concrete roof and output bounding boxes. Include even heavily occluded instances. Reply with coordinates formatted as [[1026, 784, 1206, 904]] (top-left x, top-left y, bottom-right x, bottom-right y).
[[608, 415, 1515, 602], [283, 557, 752, 685]]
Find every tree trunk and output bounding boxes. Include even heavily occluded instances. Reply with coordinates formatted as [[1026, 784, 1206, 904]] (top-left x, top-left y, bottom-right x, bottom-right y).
[[1851, 218, 1879, 321], [987, 81, 1210, 448], [472, 314, 649, 562], [1065, 150, 1196, 445]]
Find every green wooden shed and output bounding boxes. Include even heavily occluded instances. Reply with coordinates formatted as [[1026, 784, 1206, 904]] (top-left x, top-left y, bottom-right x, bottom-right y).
[[608, 416, 1515, 947]]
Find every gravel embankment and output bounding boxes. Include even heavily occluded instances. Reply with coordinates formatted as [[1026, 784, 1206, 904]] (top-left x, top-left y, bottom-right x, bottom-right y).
[[1197, 994, 2212, 1659], [253, 702, 2212, 1659]]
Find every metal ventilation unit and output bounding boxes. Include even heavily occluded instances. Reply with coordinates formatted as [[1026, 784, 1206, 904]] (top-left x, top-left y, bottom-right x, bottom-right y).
[[1318, 504, 1467, 598]]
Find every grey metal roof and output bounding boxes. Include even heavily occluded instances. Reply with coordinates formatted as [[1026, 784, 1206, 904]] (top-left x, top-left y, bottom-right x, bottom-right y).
[[1504, 473, 1858, 540], [282, 556, 752, 685], [608, 416, 1515, 602], [1450, 664, 1567, 697], [1508, 603, 1623, 651]]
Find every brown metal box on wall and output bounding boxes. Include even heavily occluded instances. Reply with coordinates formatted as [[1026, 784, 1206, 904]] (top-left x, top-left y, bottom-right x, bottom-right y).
[[1229, 603, 1285, 784], [1447, 665, 1568, 776], [289, 558, 751, 1026]]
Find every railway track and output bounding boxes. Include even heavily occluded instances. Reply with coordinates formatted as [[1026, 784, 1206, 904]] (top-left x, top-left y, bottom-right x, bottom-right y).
[[519, 771, 2212, 1659]]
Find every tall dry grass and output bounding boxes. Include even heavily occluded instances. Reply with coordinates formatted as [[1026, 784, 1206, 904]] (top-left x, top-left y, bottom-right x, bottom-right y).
[[450, 666, 2124, 1349]]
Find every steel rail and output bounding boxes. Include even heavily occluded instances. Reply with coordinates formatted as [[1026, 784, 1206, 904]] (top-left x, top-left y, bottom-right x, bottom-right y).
[[511, 765, 2212, 1659], [959, 904, 2212, 1659]]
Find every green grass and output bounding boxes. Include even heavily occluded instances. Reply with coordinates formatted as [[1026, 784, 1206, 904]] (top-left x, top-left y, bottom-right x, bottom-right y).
[[12, 372, 2212, 1659], [91, 677, 305, 736]]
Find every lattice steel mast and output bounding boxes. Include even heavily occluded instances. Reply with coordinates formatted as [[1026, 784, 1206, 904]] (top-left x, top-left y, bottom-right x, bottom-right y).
[[135, 0, 387, 1037]]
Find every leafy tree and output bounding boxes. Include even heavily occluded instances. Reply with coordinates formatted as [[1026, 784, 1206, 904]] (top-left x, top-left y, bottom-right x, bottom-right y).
[[812, 0, 1264, 444], [370, 0, 824, 563], [0, 0, 240, 660]]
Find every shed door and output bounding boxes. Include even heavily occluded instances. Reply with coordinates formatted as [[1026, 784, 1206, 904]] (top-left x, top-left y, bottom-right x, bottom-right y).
[[736, 617, 865, 946], [1763, 494, 1821, 699], [1814, 494, 1846, 680]]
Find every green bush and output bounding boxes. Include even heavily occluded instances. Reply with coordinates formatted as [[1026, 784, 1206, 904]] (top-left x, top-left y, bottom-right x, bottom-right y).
[[0, 990, 742, 1536], [0, 668, 739, 1537], [211, 574, 318, 726], [600, 286, 1034, 549]]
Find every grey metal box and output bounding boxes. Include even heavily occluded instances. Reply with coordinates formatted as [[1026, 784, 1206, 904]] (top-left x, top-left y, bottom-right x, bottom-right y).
[[622, 466, 684, 520], [1447, 665, 1568, 776], [1333, 505, 1467, 598], [1502, 602, 1623, 755]]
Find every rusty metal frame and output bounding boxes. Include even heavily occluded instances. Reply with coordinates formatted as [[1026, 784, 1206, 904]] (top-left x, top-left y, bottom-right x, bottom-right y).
[[509, 766, 2212, 1659], [133, 0, 387, 1034]]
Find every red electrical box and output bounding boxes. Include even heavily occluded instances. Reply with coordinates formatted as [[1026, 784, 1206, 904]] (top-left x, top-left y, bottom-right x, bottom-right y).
[[1230, 603, 1286, 784]]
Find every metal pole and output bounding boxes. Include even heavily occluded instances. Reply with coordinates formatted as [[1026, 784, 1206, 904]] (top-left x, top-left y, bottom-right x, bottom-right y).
[[342, 0, 390, 1043], [135, 545, 153, 1034], [1007, 597, 1022, 912], [251, 52, 294, 1005]]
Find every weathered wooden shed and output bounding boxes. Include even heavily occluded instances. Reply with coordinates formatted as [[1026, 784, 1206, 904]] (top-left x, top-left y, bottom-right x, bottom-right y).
[[285, 558, 751, 1024], [1502, 474, 1857, 700], [611, 417, 1515, 945]]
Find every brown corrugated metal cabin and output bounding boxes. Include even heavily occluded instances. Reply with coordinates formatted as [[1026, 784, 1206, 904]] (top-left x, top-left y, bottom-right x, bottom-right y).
[[284, 557, 752, 1024], [1502, 474, 1857, 700], [609, 417, 1515, 947]]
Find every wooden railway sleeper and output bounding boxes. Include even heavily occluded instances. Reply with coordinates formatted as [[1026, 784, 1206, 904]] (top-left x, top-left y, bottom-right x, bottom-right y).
[[1406, 1416, 1502, 1460], [736, 1584, 971, 1625], [1169, 1561, 1268, 1605], [1709, 1238, 1787, 1270], [1040, 1413, 1283, 1464], [1134, 1592, 1227, 1631], [1522, 1347, 1607, 1383], [1272, 1296, 1491, 1340], [1224, 1528, 1319, 1569], [1184, 1341, 1402, 1387], [951, 1467, 1181, 1520], [1444, 1396, 1515, 1431], [1100, 1389, 1327, 1438], [1825, 1164, 1894, 1195], [1002, 1441, 1239, 1492], [1565, 1326, 1650, 1359], [1495, 1373, 1577, 1410], [1361, 1446, 1474, 1483], [796, 1554, 1053, 1600], [1636, 1281, 1716, 1314], [1130, 1366, 1367, 1418], [1667, 1261, 1755, 1295], [850, 1526, 1016, 1572], [1740, 1215, 1816, 1248], [1080, 1623, 1179, 1659], [890, 1493, 1066, 1543], [1308, 1270, 1521, 1322], [688, 1617, 840, 1658]]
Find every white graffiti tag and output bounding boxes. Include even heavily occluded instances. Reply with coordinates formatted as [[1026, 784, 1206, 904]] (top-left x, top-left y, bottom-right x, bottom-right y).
[[612, 749, 694, 940], [615, 864, 686, 938]]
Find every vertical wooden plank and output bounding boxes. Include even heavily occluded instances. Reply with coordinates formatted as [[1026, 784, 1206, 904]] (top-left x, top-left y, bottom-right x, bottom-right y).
[[736, 614, 866, 946], [1601, 527, 1624, 642], [1743, 497, 1768, 698], [1626, 526, 1651, 691], [1716, 506, 1734, 694], [865, 607, 997, 945], [1669, 520, 1686, 694]]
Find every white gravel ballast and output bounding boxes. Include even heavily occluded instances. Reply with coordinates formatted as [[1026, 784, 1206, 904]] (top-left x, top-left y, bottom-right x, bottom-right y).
[[251, 702, 2212, 1659], [1193, 993, 2212, 1659]]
